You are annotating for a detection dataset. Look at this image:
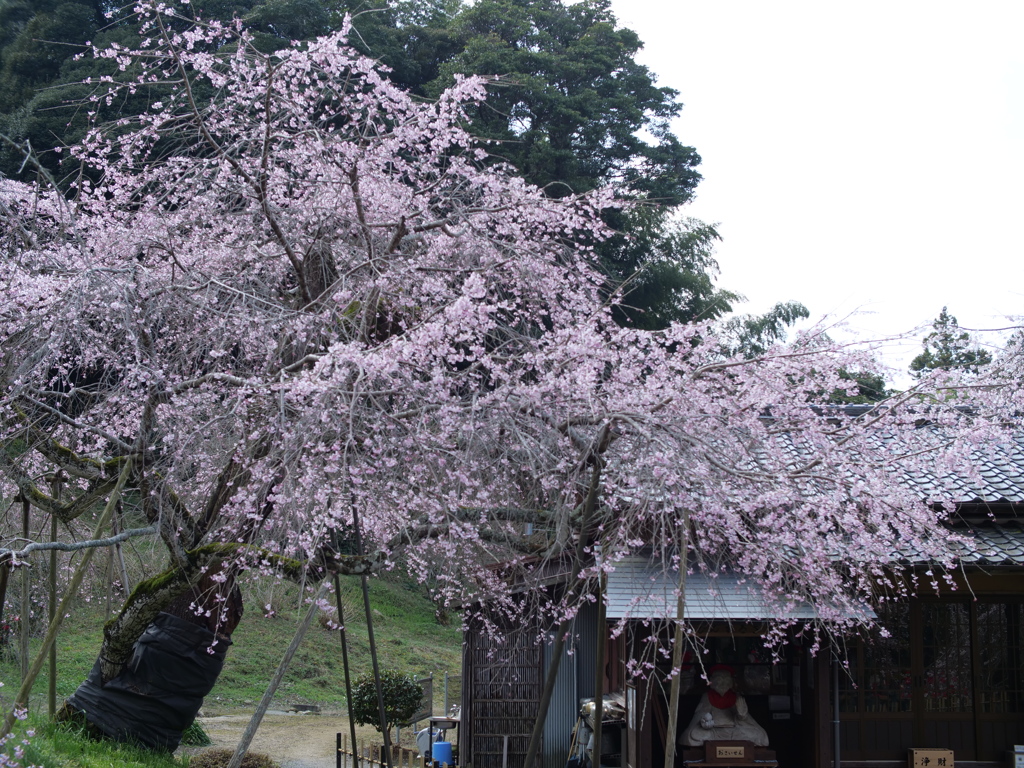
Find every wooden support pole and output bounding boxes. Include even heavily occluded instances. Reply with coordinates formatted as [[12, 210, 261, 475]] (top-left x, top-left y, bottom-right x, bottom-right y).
[[663, 515, 690, 768], [48, 510, 57, 717], [2, 459, 131, 737], [333, 565, 360, 768], [48, 473, 60, 717], [226, 580, 330, 768], [113, 500, 132, 594], [349, 495, 393, 768], [0, 558, 10, 634], [20, 497, 30, 685], [593, 569, 607, 768], [104, 540, 113, 620]]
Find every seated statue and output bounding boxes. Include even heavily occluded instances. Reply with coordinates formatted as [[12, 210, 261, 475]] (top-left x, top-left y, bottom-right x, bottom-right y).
[[680, 665, 769, 747]]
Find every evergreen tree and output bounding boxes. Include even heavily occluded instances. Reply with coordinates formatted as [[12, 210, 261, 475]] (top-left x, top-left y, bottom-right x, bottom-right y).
[[606, 212, 741, 329], [910, 307, 993, 378], [423, 0, 700, 205], [828, 370, 890, 404], [722, 300, 811, 358], [0, 0, 772, 331]]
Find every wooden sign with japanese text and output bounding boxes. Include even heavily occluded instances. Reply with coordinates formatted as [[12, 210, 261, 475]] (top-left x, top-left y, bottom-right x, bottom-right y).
[[910, 749, 954, 768]]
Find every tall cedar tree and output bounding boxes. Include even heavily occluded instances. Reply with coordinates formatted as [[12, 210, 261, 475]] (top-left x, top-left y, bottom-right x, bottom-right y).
[[910, 307, 993, 378], [0, 0, 759, 330]]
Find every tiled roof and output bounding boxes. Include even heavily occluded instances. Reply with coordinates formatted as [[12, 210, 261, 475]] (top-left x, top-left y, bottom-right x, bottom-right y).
[[604, 556, 873, 621], [906, 433, 1024, 504], [817, 407, 1024, 504], [951, 520, 1024, 565]]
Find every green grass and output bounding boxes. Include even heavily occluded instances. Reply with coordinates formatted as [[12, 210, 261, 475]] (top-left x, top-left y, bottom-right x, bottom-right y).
[[211, 572, 462, 711], [1, 569, 461, 766], [1, 570, 461, 715], [12, 715, 188, 768]]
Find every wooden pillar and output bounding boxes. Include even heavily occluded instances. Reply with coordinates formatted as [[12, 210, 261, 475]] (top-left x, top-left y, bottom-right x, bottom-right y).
[[814, 652, 832, 768]]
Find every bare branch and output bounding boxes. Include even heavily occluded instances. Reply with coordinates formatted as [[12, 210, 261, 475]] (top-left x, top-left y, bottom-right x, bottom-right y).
[[1, 526, 158, 561]]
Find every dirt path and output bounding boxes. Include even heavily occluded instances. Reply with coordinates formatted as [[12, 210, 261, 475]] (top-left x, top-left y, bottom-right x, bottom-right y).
[[183, 712, 420, 768]]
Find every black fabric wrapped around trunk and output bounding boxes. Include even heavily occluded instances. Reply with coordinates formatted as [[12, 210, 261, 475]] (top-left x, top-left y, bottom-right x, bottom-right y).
[[65, 611, 229, 750]]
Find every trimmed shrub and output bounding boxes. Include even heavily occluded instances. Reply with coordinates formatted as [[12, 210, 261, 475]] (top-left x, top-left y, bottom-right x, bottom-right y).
[[350, 670, 424, 732]]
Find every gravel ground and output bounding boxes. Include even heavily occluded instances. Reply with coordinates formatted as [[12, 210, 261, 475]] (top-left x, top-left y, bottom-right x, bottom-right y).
[[182, 712, 423, 768]]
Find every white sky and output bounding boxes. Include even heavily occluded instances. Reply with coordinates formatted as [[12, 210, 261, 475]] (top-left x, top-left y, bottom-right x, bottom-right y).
[[609, 0, 1024, 381]]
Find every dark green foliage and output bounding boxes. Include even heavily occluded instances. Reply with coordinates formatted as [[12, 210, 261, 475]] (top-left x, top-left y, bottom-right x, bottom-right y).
[[606, 211, 741, 329], [723, 300, 811, 358], [336, 0, 701, 203], [0, 0, 106, 178], [0, 0, 106, 113], [325, 0, 465, 95], [0, 0, 149, 181], [910, 307, 993, 378], [424, 0, 700, 204], [350, 669, 424, 732], [828, 370, 890, 404], [0, 0, 334, 179], [189, 748, 280, 768]]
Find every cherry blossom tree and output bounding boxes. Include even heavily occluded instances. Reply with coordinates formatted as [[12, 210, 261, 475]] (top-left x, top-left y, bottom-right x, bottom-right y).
[[1, 3, 1018, 761]]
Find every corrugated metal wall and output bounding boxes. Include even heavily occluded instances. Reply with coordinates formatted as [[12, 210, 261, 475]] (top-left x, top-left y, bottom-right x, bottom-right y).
[[541, 602, 600, 768], [541, 632, 575, 768], [575, 602, 598, 702]]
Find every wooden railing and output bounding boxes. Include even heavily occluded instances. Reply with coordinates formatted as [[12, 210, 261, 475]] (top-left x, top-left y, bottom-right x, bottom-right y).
[[335, 733, 455, 768]]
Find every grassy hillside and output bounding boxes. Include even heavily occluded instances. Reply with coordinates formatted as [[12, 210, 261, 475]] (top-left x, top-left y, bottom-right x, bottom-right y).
[[215, 573, 463, 712], [1, 570, 462, 714]]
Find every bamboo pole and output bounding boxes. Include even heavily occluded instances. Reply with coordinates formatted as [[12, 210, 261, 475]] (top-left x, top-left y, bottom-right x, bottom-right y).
[[20, 497, 29, 684], [1, 459, 132, 737], [332, 554, 360, 768], [350, 497, 393, 768], [226, 579, 330, 768], [592, 568, 607, 768], [113, 500, 132, 594], [0, 558, 10, 637], [663, 515, 690, 768], [48, 510, 57, 717], [104, 540, 113, 620], [48, 472, 60, 717]]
